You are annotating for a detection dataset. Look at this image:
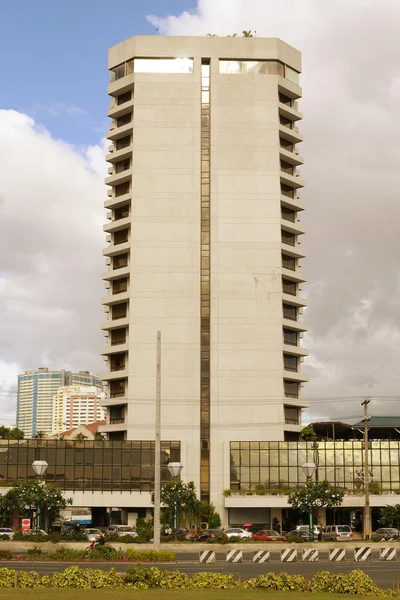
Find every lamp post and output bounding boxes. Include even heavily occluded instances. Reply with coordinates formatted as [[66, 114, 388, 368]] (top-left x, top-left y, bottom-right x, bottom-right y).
[[167, 462, 183, 538], [32, 460, 48, 532], [302, 462, 316, 542]]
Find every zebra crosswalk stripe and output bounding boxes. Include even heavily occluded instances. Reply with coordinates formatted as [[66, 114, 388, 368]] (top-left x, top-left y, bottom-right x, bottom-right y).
[[281, 548, 297, 562], [354, 547, 371, 562], [226, 549, 243, 563], [380, 547, 396, 561], [253, 550, 270, 563], [302, 548, 319, 562], [199, 550, 215, 564], [329, 548, 346, 562]]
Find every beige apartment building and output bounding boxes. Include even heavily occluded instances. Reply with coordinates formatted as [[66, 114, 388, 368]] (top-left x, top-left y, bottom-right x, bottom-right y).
[[52, 385, 106, 434], [100, 35, 307, 516]]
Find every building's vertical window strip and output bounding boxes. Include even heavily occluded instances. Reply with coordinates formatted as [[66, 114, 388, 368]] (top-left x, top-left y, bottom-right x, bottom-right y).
[[200, 59, 211, 503]]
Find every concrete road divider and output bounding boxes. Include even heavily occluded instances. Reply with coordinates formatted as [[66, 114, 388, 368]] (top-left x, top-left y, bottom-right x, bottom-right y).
[[354, 547, 371, 562], [281, 548, 297, 562], [226, 549, 243, 563], [380, 547, 396, 561], [253, 550, 270, 563], [199, 550, 215, 564], [302, 548, 318, 562], [329, 548, 346, 562]]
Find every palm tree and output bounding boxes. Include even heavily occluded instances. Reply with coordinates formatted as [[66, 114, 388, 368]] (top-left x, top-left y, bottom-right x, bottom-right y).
[[35, 431, 46, 439], [93, 432, 105, 441], [242, 30, 253, 37], [74, 433, 88, 441]]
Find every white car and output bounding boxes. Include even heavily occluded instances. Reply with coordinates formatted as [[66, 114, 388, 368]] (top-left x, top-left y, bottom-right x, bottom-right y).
[[84, 528, 103, 542], [223, 527, 253, 539], [0, 528, 14, 539]]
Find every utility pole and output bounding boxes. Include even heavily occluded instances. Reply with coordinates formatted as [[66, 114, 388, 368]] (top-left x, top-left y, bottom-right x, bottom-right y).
[[362, 397, 371, 540], [153, 331, 161, 551]]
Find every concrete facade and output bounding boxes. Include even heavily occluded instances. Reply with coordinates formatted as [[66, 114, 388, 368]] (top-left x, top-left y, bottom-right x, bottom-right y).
[[101, 36, 307, 519]]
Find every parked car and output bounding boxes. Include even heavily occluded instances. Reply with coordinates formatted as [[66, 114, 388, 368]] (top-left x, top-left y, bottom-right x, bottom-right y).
[[374, 528, 400, 540], [23, 529, 48, 537], [252, 530, 287, 542], [223, 527, 253, 540], [197, 529, 224, 541], [0, 528, 14, 539], [84, 528, 103, 542], [61, 521, 81, 536], [296, 524, 321, 538], [105, 525, 138, 538], [321, 525, 352, 541], [287, 529, 310, 541]]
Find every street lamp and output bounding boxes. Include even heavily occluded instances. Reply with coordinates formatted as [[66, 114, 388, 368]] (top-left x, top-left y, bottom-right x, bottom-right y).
[[32, 460, 48, 532], [167, 462, 183, 537], [302, 462, 316, 542]]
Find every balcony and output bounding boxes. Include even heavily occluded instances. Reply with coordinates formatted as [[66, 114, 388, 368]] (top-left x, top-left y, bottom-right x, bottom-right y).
[[102, 266, 129, 282], [105, 168, 132, 187], [281, 242, 305, 259], [103, 241, 130, 258], [104, 191, 131, 211], [106, 122, 133, 142], [106, 145, 133, 165], [278, 77, 302, 100], [278, 102, 302, 122], [103, 216, 130, 234], [282, 318, 307, 332], [282, 268, 306, 284], [100, 343, 128, 356], [280, 194, 304, 213], [282, 344, 308, 357], [101, 291, 129, 306], [279, 124, 303, 144], [103, 368, 128, 381], [281, 218, 305, 236], [108, 73, 134, 97], [107, 98, 134, 120], [283, 370, 309, 383], [279, 146, 304, 167], [101, 317, 129, 331], [282, 293, 307, 308], [280, 171, 304, 190]]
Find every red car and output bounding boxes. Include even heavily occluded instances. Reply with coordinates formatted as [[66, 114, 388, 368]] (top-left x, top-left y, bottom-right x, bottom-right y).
[[252, 530, 287, 542]]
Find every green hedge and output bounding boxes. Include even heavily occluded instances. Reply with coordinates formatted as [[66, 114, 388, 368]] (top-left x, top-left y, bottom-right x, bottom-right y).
[[0, 565, 396, 594], [126, 549, 175, 562]]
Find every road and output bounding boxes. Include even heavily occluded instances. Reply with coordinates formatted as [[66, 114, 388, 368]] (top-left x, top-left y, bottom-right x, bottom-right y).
[[2, 558, 400, 590]]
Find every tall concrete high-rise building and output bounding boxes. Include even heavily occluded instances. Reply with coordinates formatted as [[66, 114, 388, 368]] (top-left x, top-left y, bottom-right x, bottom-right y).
[[100, 36, 308, 508], [17, 368, 102, 437], [52, 385, 106, 434]]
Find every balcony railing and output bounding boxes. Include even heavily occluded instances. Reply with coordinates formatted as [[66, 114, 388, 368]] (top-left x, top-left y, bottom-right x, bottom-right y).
[[110, 418, 125, 424], [110, 390, 125, 398]]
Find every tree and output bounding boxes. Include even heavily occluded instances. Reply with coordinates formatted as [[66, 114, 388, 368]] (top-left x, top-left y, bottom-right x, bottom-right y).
[[288, 481, 344, 515], [379, 505, 400, 533], [0, 426, 24, 440], [301, 426, 318, 441], [200, 502, 221, 528], [74, 433, 88, 441], [153, 481, 202, 532], [242, 30, 253, 37], [35, 431, 47, 439], [93, 432, 105, 441], [0, 480, 72, 528]]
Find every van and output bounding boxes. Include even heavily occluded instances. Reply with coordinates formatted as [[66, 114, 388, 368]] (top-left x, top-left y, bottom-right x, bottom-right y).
[[322, 525, 352, 541]]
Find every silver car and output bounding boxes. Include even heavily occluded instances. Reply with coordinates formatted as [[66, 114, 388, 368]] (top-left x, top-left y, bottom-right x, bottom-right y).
[[223, 527, 253, 539], [322, 525, 353, 541], [84, 528, 103, 542], [106, 525, 138, 538]]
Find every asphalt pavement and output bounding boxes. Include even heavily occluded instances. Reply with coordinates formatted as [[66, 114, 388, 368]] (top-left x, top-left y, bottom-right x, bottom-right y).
[[2, 559, 400, 590]]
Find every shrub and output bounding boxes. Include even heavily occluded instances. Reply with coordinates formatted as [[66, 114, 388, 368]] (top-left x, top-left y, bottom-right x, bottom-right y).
[[126, 549, 175, 562], [17, 570, 42, 588], [84, 567, 123, 588], [287, 535, 305, 543], [47, 546, 85, 561], [0, 567, 15, 587], [243, 572, 306, 591], [89, 545, 123, 560], [123, 564, 154, 588], [191, 572, 238, 589], [27, 546, 42, 557], [51, 565, 90, 588], [0, 550, 12, 560], [149, 567, 191, 589], [0, 535, 11, 541], [310, 569, 381, 596], [60, 533, 87, 542]]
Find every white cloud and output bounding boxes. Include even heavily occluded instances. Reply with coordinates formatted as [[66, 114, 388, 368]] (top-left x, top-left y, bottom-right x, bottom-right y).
[[30, 103, 88, 118], [0, 110, 106, 424], [147, 0, 400, 421]]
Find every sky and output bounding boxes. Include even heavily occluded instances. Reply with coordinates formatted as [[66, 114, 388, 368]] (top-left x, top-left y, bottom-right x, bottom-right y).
[[1, 0, 400, 426]]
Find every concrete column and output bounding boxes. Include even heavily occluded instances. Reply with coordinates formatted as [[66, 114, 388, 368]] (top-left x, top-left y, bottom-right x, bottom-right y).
[[317, 507, 326, 527]]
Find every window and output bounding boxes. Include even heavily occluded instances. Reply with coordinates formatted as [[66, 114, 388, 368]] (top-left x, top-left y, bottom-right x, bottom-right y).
[[281, 184, 295, 199], [112, 278, 128, 294], [114, 205, 129, 221], [285, 66, 300, 85], [219, 60, 284, 76], [110, 405, 125, 424], [117, 91, 131, 105], [283, 328, 298, 346], [279, 92, 292, 106], [284, 405, 299, 424], [116, 113, 132, 128], [111, 329, 126, 346], [282, 230, 296, 246], [282, 254, 296, 271], [281, 206, 296, 222], [116, 136, 131, 151], [283, 303, 297, 321], [112, 254, 128, 269], [109, 380, 126, 398], [282, 279, 297, 296], [115, 159, 130, 174], [113, 229, 129, 245], [115, 182, 130, 197], [280, 160, 294, 175], [280, 138, 293, 151], [112, 303, 127, 320], [280, 115, 293, 129], [284, 381, 299, 399], [110, 64, 125, 82], [110, 354, 126, 372], [133, 58, 193, 73], [284, 354, 298, 372]]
